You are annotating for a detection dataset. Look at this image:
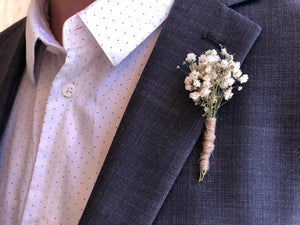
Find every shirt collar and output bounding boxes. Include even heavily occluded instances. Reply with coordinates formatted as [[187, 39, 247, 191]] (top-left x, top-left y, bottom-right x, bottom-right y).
[[77, 0, 174, 66], [26, 0, 174, 83], [26, 0, 64, 83]]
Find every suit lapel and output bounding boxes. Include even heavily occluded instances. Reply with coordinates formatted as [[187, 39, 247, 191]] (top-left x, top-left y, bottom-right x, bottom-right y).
[[0, 18, 26, 141], [221, 0, 251, 6], [0, 1, 261, 224], [80, 0, 261, 224]]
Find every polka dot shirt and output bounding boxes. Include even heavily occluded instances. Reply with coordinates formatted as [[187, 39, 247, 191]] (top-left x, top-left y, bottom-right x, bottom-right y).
[[0, 0, 174, 224]]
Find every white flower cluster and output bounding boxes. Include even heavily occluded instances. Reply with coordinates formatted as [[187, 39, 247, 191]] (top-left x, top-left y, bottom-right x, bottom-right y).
[[183, 48, 248, 117]]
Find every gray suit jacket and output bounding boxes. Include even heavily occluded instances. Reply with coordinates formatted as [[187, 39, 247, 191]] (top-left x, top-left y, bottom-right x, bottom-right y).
[[0, 0, 299, 224]]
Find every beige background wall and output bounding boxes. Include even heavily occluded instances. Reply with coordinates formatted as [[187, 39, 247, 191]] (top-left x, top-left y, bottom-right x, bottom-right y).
[[0, 0, 31, 32]]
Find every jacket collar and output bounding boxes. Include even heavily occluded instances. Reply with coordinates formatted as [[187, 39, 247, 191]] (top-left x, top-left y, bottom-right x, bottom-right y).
[[79, 0, 261, 224]]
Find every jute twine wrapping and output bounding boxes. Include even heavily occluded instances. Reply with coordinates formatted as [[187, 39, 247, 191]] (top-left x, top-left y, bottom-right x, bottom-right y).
[[199, 117, 216, 181]]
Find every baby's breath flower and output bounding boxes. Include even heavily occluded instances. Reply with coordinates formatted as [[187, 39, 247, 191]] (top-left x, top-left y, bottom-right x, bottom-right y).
[[224, 87, 233, 100], [199, 88, 211, 98], [205, 66, 212, 74], [207, 55, 220, 63], [226, 54, 234, 61], [220, 78, 234, 89], [199, 72, 205, 79], [220, 59, 228, 69], [190, 70, 200, 79], [203, 75, 211, 82], [233, 70, 242, 78], [184, 76, 193, 85], [232, 62, 241, 73], [181, 48, 248, 117], [221, 48, 228, 55], [220, 81, 228, 89], [190, 91, 201, 102], [186, 53, 197, 62], [211, 71, 218, 80], [198, 55, 208, 64], [179, 48, 249, 182], [189, 63, 198, 71], [185, 84, 194, 91], [239, 74, 249, 83], [202, 80, 211, 87], [227, 78, 235, 86], [206, 49, 217, 56], [193, 79, 201, 88], [223, 70, 232, 79]]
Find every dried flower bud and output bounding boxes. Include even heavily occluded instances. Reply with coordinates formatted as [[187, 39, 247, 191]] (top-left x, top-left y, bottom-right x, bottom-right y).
[[186, 53, 197, 62], [239, 74, 249, 83]]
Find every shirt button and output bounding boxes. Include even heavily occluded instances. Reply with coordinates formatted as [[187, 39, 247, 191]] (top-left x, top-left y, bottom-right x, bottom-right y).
[[62, 83, 76, 97]]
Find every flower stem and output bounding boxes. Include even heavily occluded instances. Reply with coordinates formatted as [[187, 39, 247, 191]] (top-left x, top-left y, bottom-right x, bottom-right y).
[[199, 170, 207, 182], [199, 117, 216, 182]]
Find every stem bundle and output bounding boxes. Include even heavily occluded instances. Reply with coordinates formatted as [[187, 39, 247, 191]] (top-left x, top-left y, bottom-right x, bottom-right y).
[[199, 117, 216, 182]]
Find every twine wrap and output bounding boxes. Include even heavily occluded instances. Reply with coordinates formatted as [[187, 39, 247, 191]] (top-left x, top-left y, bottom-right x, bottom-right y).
[[199, 117, 216, 181]]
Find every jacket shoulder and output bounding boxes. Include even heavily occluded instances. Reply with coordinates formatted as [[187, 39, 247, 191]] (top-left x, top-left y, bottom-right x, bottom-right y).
[[0, 18, 26, 76], [0, 18, 26, 141], [0, 18, 26, 52]]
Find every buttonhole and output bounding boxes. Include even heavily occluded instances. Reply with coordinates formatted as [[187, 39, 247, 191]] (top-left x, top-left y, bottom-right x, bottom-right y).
[[202, 33, 226, 51]]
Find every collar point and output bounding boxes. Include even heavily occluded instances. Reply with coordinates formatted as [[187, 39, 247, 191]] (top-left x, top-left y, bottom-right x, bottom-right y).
[[26, 67, 36, 84]]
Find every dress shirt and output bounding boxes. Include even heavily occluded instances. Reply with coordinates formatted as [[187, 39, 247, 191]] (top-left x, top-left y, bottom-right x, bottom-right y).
[[0, 0, 174, 224]]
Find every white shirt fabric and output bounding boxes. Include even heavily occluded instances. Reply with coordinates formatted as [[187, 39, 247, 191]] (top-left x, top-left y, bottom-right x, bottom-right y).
[[0, 0, 174, 224]]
